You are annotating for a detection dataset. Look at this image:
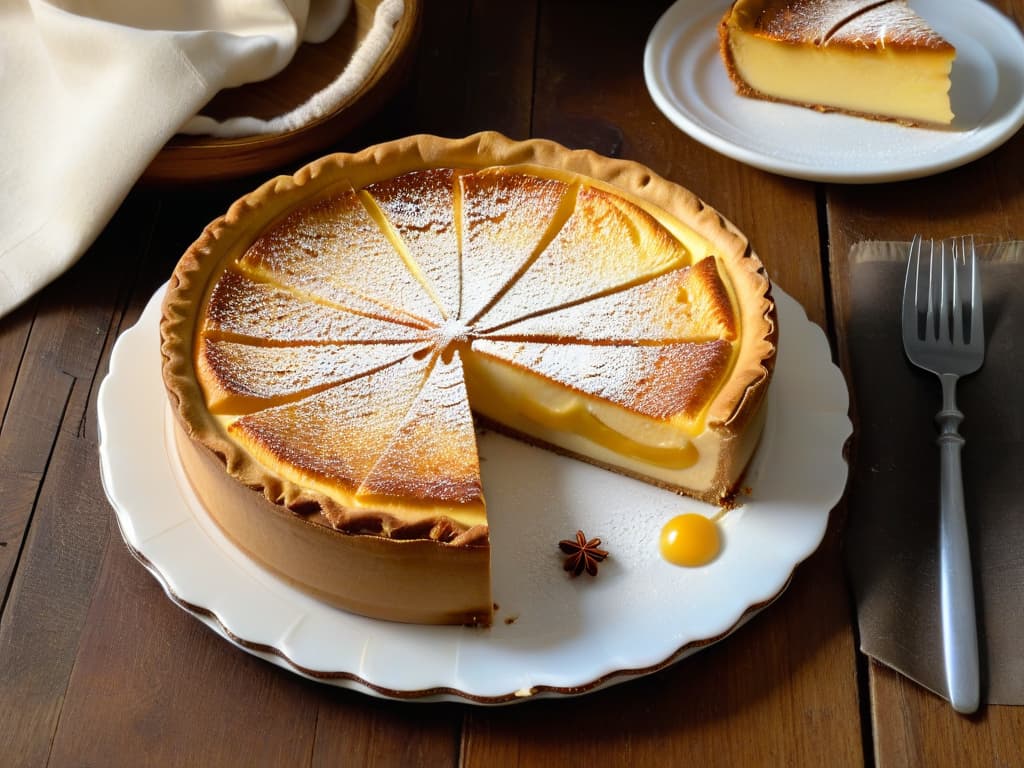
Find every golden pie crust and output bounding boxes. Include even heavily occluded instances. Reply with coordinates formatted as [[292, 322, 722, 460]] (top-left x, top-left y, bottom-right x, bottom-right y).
[[160, 132, 777, 625]]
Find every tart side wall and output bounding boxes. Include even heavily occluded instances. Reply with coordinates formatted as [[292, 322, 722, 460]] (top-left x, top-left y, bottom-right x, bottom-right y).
[[174, 418, 492, 626]]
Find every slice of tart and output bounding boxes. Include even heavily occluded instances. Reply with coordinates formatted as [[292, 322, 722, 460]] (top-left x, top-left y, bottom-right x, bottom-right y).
[[463, 339, 736, 483], [719, 0, 956, 126], [458, 169, 571, 322], [238, 188, 443, 324], [160, 132, 776, 625], [483, 255, 735, 343], [474, 185, 689, 330], [355, 349, 484, 525]]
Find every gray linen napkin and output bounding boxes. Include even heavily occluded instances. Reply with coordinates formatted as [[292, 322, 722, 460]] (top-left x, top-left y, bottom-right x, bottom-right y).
[[845, 240, 1024, 705]]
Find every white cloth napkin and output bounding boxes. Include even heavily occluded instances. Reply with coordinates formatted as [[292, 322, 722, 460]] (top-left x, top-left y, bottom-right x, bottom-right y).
[[0, 0, 351, 318]]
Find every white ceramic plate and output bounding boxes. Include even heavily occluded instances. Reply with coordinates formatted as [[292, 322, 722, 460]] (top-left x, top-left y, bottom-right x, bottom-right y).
[[644, 0, 1024, 182], [98, 284, 851, 703]]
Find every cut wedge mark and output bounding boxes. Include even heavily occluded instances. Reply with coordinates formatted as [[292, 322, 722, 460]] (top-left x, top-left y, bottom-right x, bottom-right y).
[[360, 191, 449, 319], [478, 256, 737, 344], [205, 268, 431, 346], [201, 329, 430, 348], [238, 192, 443, 326], [356, 349, 484, 519], [459, 171, 575, 323], [475, 185, 690, 329], [820, 0, 899, 45], [361, 168, 461, 321], [465, 181, 581, 325], [227, 353, 434, 511], [234, 263, 433, 329], [453, 170, 464, 319], [199, 339, 430, 415]]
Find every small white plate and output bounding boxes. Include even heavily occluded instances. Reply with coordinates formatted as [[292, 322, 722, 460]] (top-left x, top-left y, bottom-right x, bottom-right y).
[[98, 284, 851, 704], [644, 0, 1024, 182]]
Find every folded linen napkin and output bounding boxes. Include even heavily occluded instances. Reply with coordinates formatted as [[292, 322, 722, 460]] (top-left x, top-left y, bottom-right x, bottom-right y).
[[845, 240, 1024, 705], [0, 0, 353, 318]]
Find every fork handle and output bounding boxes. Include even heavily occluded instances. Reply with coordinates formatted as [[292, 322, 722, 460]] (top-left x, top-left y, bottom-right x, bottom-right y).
[[937, 372, 980, 714]]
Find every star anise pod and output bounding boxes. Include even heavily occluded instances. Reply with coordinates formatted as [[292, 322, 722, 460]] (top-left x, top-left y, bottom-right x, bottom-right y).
[[558, 530, 608, 577]]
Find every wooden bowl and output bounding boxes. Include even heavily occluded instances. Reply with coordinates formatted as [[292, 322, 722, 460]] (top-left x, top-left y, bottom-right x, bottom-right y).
[[142, 0, 420, 183]]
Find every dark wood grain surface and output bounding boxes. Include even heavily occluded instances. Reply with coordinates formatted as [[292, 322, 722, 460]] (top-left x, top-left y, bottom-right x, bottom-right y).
[[1, 1, 1022, 765]]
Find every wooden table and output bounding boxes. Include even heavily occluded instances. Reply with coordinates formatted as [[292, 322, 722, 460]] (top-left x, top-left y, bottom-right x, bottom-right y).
[[2, 1, 1022, 765]]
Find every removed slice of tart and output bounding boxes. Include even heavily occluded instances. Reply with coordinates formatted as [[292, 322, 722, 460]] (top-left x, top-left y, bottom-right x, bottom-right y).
[[160, 132, 776, 626], [719, 0, 956, 126]]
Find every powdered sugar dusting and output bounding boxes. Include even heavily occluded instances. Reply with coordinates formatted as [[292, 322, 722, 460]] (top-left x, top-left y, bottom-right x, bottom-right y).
[[485, 257, 735, 343], [205, 269, 427, 342], [238, 192, 442, 325], [830, 1, 951, 48], [230, 354, 431, 498], [755, 0, 951, 49], [472, 339, 734, 420], [459, 170, 569, 322], [476, 186, 689, 329], [201, 339, 425, 404], [429, 318, 472, 351], [367, 169, 462, 318], [357, 350, 483, 505]]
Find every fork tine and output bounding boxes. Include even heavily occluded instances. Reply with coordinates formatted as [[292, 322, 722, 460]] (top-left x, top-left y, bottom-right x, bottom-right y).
[[951, 238, 964, 346], [903, 235, 923, 341], [926, 238, 942, 342], [942, 238, 957, 344], [967, 236, 983, 348]]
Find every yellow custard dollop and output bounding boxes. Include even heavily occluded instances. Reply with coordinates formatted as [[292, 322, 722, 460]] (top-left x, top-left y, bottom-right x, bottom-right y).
[[659, 513, 721, 567]]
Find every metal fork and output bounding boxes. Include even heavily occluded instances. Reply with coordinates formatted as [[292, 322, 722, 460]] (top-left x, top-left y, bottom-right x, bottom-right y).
[[901, 235, 985, 714]]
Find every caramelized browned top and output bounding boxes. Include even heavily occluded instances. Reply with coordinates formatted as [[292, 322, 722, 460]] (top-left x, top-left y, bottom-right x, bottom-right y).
[[194, 167, 747, 519], [471, 339, 734, 421], [735, 0, 954, 51], [227, 353, 432, 521], [356, 350, 483, 507], [198, 338, 428, 414]]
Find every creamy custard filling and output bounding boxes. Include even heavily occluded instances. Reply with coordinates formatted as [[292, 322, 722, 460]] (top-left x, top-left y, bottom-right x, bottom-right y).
[[729, 32, 954, 124], [462, 352, 705, 471], [516, 396, 699, 470]]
